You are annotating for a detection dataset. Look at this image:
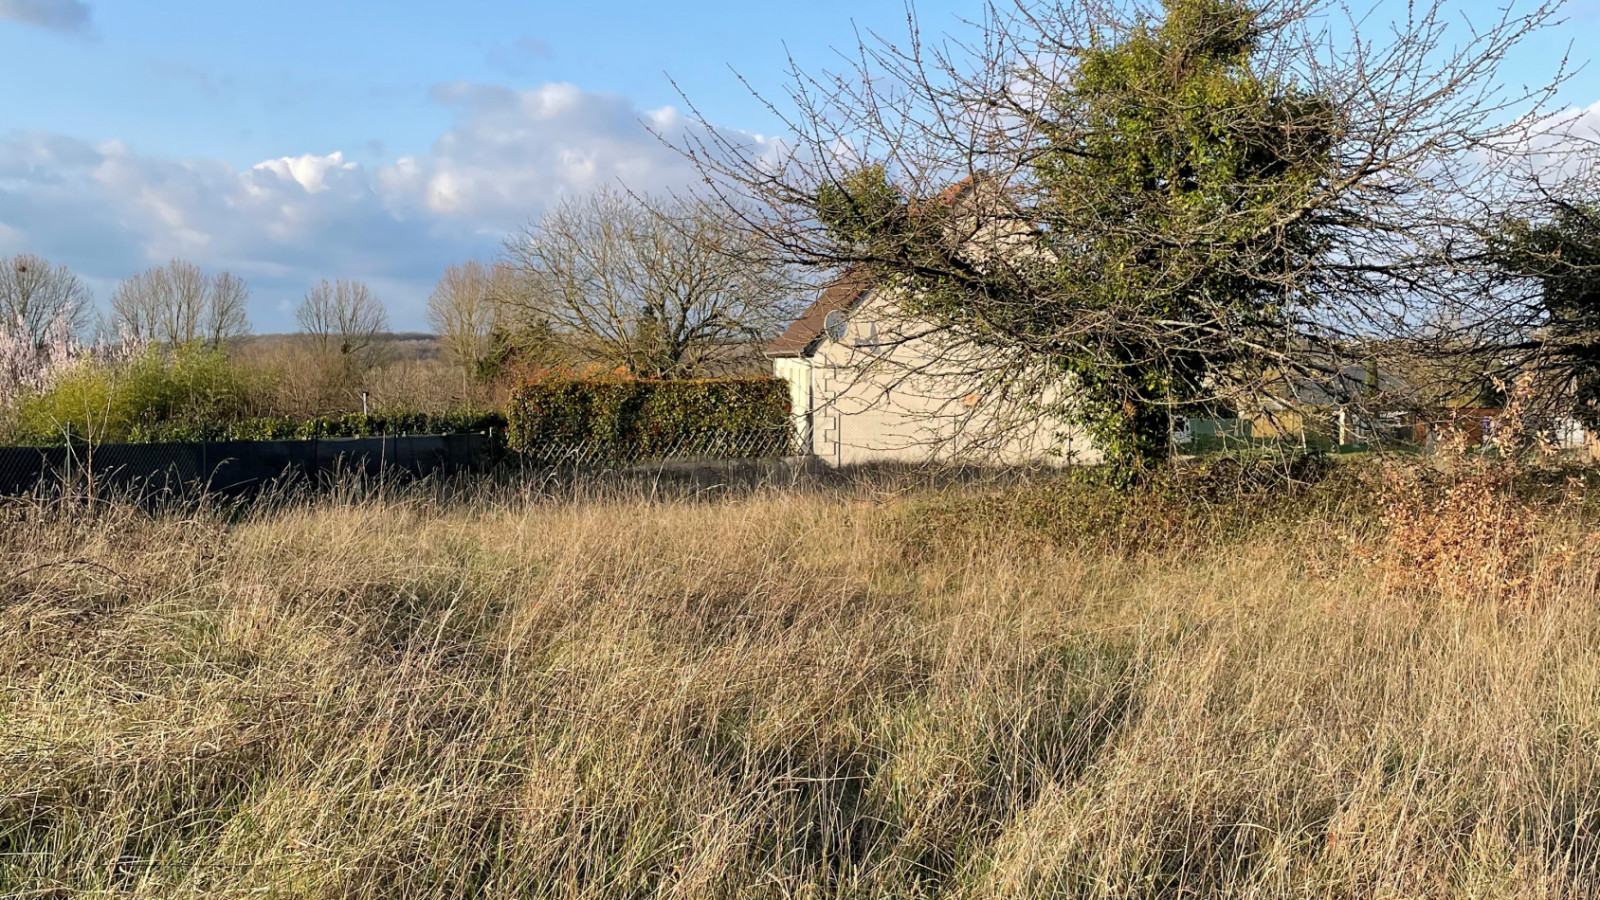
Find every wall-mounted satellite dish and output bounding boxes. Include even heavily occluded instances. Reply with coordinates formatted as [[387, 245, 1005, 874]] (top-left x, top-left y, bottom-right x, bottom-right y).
[[823, 310, 849, 343]]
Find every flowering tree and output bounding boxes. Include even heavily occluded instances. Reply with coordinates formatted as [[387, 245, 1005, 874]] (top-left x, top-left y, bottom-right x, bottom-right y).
[[0, 310, 82, 409]]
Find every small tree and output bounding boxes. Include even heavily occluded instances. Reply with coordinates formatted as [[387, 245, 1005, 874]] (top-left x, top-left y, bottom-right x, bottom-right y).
[[111, 260, 252, 349], [297, 278, 390, 373], [427, 261, 506, 390], [0, 254, 91, 348], [500, 188, 800, 378]]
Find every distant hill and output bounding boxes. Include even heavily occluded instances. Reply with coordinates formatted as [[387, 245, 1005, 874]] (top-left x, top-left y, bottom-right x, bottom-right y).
[[236, 333, 443, 362]]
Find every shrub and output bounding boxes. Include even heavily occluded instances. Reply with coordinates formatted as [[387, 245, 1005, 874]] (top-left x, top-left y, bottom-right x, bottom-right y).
[[506, 376, 792, 463], [10, 346, 274, 444], [887, 450, 1362, 559]]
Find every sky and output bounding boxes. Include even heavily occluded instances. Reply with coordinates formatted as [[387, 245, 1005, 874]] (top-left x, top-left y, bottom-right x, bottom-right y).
[[2, 0, 1600, 333]]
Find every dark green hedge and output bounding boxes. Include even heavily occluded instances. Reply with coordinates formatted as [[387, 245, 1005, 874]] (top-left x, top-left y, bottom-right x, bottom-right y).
[[507, 377, 793, 463], [127, 411, 508, 444]]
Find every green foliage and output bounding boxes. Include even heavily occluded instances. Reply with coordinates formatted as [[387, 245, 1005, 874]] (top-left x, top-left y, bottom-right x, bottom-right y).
[[814, 0, 1340, 474], [12, 345, 272, 444], [506, 376, 792, 463], [1036, 0, 1335, 468], [128, 411, 508, 444], [1493, 202, 1600, 430], [892, 449, 1350, 557], [814, 165, 912, 249], [6, 342, 506, 446]]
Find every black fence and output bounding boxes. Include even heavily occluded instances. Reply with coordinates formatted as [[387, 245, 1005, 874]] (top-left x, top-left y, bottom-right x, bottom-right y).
[[0, 433, 493, 497]]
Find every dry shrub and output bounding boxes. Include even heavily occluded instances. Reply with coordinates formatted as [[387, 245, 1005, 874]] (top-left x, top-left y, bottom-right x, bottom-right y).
[[1366, 385, 1600, 607], [1372, 459, 1548, 603], [233, 336, 498, 418], [888, 452, 1363, 561]]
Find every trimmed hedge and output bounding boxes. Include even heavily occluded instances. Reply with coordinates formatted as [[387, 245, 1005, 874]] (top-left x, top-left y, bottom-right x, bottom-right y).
[[127, 412, 508, 444], [507, 377, 793, 463]]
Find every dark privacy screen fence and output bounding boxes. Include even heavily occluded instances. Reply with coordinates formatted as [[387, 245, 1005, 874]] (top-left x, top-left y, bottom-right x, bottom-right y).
[[0, 433, 492, 497]]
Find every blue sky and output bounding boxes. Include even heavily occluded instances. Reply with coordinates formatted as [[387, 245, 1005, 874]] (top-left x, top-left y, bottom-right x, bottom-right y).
[[2, 0, 1599, 332]]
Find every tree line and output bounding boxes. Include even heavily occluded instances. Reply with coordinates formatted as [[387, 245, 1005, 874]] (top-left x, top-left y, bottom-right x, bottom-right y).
[[1, 188, 801, 393], [0, 254, 391, 360]]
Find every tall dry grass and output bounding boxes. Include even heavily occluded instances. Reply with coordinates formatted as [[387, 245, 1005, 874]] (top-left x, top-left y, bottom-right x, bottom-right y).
[[3, 461, 1600, 898]]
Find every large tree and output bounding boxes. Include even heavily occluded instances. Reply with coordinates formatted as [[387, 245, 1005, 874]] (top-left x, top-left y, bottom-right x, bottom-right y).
[[682, 0, 1583, 470], [0, 254, 91, 347], [110, 260, 251, 349], [297, 279, 390, 372], [427, 261, 507, 388], [500, 188, 801, 379]]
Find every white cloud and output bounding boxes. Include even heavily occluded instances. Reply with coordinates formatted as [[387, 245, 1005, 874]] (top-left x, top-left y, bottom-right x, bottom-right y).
[[1526, 101, 1600, 175], [0, 0, 91, 33], [1468, 100, 1600, 189], [0, 81, 781, 330], [375, 81, 779, 229], [252, 152, 359, 194]]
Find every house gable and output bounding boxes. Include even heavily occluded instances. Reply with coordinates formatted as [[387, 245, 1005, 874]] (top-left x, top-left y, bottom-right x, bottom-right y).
[[763, 272, 874, 359]]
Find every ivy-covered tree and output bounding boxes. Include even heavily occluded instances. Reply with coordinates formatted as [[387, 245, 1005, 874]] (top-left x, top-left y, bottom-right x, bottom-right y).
[[1494, 202, 1600, 430], [817, 0, 1336, 467], [683, 0, 1579, 474]]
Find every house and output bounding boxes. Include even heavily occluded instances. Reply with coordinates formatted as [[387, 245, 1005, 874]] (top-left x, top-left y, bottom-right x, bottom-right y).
[[764, 273, 1099, 466], [765, 174, 1600, 466], [1243, 361, 1418, 448]]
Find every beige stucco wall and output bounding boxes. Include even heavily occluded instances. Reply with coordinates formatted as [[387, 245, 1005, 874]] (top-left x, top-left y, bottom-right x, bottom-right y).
[[771, 356, 814, 454], [777, 290, 1098, 466]]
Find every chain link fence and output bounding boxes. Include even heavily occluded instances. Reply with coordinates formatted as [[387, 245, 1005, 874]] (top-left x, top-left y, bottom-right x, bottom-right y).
[[513, 427, 797, 469]]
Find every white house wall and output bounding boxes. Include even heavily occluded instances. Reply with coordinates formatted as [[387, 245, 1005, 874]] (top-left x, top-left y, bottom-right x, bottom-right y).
[[771, 356, 815, 455], [786, 290, 1098, 466]]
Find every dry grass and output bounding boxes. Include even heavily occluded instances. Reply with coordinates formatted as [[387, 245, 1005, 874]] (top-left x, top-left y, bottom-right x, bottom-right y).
[[4, 463, 1600, 898]]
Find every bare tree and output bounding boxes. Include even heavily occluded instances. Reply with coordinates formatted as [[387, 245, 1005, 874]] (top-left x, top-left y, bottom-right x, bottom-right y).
[[677, 0, 1593, 467], [0, 254, 91, 347], [205, 271, 252, 350], [297, 278, 390, 371], [500, 188, 802, 378], [427, 261, 506, 388], [110, 260, 252, 349]]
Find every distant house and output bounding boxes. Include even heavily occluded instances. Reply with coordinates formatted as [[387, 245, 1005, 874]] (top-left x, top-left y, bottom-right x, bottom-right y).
[[765, 274, 1098, 466], [1243, 362, 1417, 448], [1246, 359, 1600, 457]]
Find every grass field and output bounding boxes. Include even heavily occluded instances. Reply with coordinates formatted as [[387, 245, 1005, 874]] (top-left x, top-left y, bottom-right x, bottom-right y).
[[4, 462, 1600, 898]]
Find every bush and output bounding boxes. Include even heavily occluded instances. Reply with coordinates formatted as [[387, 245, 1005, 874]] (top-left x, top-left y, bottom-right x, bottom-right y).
[[888, 450, 1363, 559], [2, 341, 511, 447], [11, 346, 273, 444], [506, 376, 792, 463]]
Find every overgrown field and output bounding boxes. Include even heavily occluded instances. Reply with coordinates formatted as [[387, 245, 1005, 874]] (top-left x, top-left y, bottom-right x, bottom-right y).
[[5, 462, 1600, 898]]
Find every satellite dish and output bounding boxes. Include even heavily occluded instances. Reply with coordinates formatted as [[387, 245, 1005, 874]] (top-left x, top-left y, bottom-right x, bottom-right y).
[[823, 310, 849, 342]]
